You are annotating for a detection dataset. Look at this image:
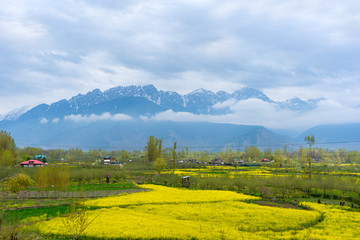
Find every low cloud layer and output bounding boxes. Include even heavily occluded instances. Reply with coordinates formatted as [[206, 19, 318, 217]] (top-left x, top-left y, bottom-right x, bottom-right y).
[[143, 99, 360, 130], [38, 112, 132, 123], [64, 113, 132, 122], [36, 98, 360, 131]]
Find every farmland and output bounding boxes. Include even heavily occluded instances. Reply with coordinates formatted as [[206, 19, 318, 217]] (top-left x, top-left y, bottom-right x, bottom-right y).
[[1, 137, 360, 239], [1, 162, 360, 239]]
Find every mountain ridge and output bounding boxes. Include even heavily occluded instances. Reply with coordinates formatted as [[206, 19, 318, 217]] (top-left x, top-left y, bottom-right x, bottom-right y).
[[2, 84, 322, 122], [1, 85, 359, 150]]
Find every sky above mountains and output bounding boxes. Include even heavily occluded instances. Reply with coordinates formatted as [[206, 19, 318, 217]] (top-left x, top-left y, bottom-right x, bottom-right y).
[[1, 0, 360, 128]]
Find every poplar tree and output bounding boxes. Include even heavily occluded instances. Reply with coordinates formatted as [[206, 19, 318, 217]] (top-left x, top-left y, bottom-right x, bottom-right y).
[[172, 142, 177, 173], [145, 136, 162, 162], [305, 135, 315, 179]]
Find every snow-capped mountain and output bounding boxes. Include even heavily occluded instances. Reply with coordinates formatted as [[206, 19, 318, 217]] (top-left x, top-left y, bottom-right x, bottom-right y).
[[278, 97, 324, 112], [0, 106, 32, 121], [1, 85, 358, 150], [10, 85, 321, 122]]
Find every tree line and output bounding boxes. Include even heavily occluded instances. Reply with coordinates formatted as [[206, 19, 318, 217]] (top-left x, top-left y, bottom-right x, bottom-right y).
[[0, 131, 359, 167]]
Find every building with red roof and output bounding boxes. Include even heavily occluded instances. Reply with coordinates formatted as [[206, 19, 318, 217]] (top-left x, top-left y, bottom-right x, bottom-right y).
[[20, 160, 45, 167]]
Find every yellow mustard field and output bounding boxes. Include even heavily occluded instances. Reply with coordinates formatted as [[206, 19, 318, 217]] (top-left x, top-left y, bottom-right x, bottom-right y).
[[162, 167, 274, 178], [32, 184, 360, 239], [84, 184, 259, 207]]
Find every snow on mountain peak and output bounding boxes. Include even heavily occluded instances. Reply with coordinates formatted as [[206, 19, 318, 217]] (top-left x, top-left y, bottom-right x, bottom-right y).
[[0, 106, 33, 121], [1, 85, 323, 123]]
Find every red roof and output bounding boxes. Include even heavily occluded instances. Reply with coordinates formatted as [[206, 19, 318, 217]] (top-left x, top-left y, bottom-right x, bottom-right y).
[[20, 160, 44, 165]]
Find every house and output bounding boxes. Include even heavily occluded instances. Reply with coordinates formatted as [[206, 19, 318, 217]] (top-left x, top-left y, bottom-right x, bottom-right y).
[[209, 157, 224, 166], [20, 160, 45, 167], [103, 156, 115, 165], [34, 154, 47, 163]]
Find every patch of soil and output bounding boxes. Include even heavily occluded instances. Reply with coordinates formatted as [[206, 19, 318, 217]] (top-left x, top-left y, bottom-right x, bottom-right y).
[[251, 200, 302, 209]]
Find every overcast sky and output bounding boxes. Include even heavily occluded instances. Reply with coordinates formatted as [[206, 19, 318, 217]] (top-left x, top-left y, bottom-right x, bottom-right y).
[[1, 0, 360, 129]]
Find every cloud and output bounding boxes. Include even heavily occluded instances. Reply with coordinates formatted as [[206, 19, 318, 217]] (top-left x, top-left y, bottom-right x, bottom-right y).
[[52, 118, 60, 123], [0, 0, 359, 127], [40, 118, 49, 124], [64, 112, 132, 122], [143, 99, 360, 131]]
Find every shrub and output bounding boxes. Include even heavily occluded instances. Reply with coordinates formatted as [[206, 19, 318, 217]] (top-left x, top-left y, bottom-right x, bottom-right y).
[[62, 195, 100, 240], [6, 173, 34, 193]]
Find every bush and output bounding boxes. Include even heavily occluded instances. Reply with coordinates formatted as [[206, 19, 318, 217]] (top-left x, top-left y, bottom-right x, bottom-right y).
[[6, 173, 34, 193]]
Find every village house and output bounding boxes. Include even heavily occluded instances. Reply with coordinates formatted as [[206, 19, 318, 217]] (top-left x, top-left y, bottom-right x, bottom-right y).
[[20, 160, 45, 167], [209, 157, 224, 166], [103, 156, 115, 165]]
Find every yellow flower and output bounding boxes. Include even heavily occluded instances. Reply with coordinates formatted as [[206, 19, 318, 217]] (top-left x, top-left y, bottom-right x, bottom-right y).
[[32, 185, 360, 240]]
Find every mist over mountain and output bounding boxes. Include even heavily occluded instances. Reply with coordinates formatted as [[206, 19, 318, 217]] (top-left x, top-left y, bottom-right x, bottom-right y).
[[295, 123, 360, 150], [0, 85, 359, 150]]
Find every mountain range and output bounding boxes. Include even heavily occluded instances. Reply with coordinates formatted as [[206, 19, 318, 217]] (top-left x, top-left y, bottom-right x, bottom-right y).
[[0, 85, 359, 150], [1, 85, 322, 122]]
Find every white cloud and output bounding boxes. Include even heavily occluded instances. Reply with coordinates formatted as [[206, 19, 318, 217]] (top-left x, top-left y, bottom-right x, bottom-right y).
[[143, 99, 360, 131], [141, 110, 210, 123], [162, 71, 245, 94], [52, 118, 60, 123], [0, 1, 47, 49], [64, 112, 132, 122], [212, 99, 238, 110], [40, 118, 49, 124], [0, 20, 45, 46]]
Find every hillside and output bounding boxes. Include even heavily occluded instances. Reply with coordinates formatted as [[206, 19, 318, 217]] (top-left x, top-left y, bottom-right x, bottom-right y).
[[0, 119, 290, 150], [297, 123, 360, 149]]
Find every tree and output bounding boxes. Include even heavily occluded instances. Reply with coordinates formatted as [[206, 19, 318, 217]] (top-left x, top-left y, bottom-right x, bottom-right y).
[[200, 151, 210, 163], [172, 142, 177, 173], [120, 150, 130, 161], [305, 135, 315, 179], [273, 149, 284, 167], [155, 157, 167, 174], [248, 146, 262, 162], [347, 150, 360, 164], [0, 150, 14, 166], [20, 151, 29, 162], [0, 131, 17, 166], [263, 148, 273, 161], [35, 166, 70, 191], [145, 136, 162, 162], [299, 147, 307, 167]]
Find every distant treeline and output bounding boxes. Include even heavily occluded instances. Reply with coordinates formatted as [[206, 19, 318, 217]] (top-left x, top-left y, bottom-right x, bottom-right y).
[[13, 145, 360, 166]]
